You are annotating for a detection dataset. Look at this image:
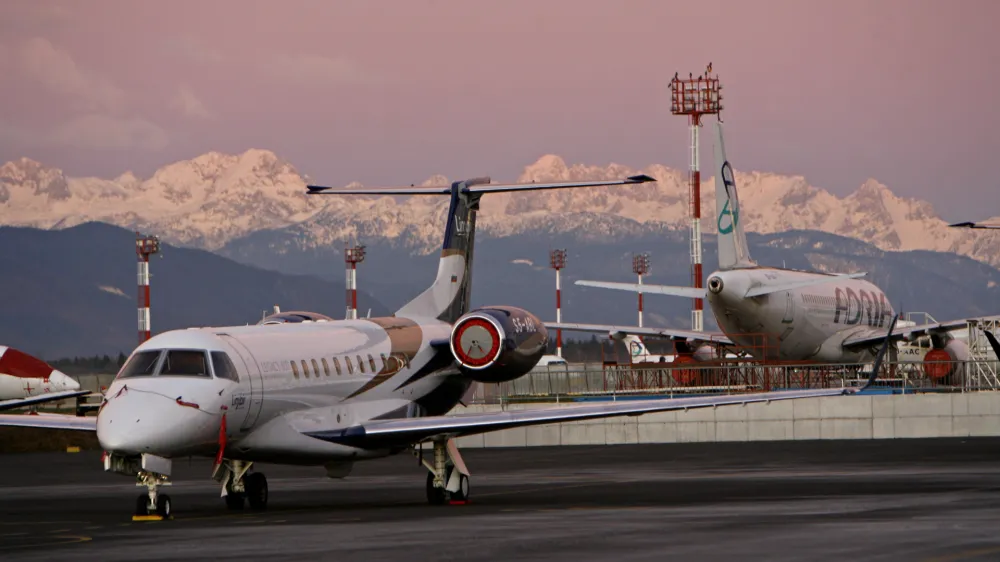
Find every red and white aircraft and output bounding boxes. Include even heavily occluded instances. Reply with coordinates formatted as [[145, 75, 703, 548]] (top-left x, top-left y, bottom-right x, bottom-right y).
[[0, 346, 88, 411]]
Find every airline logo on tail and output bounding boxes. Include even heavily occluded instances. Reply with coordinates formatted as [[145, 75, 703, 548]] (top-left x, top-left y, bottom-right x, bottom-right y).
[[453, 216, 470, 237], [718, 161, 739, 235]]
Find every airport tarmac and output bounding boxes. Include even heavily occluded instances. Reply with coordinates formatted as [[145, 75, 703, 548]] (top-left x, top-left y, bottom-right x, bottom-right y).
[[1, 439, 999, 561]]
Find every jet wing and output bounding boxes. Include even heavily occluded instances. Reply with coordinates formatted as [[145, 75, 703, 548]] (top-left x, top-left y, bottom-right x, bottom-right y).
[[304, 387, 853, 449], [0, 412, 97, 431], [545, 322, 733, 345], [0, 390, 90, 412], [841, 316, 998, 349]]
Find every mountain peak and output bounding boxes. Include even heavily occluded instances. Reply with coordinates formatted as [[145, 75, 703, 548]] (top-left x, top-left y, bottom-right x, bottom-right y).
[[0, 157, 71, 201], [520, 154, 570, 182]]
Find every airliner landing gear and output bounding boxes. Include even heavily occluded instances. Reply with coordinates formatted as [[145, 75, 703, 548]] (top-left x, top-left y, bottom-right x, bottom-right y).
[[215, 459, 268, 511], [418, 438, 470, 505], [104, 453, 174, 519], [134, 471, 171, 518]]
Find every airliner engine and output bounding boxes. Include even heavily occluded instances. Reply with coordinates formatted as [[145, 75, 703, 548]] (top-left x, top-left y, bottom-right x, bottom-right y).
[[449, 306, 549, 383], [919, 337, 970, 381]]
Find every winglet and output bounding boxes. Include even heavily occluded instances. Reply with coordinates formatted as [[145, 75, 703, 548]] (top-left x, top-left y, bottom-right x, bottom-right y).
[[984, 330, 1000, 361], [627, 174, 657, 183], [860, 313, 899, 391]]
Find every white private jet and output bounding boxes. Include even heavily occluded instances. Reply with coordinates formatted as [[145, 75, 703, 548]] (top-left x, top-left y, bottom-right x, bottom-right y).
[[0, 173, 890, 520], [0, 346, 87, 411], [550, 121, 993, 378]]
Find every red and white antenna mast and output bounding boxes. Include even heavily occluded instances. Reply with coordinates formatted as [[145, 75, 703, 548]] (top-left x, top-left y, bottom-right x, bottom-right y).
[[671, 64, 723, 332], [632, 253, 650, 328], [345, 242, 366, 320], [135, 232, 161, 344], [550, 249, 567, 357]]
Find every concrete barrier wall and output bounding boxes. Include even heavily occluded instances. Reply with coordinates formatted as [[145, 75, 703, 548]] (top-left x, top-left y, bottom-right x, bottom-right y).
[[453, 393, 1000, 448]]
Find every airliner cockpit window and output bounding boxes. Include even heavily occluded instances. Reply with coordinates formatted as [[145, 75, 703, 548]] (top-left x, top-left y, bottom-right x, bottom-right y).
[[160, 350, 210, 377], [210, 352, 240, 382], [118, 350, 162, 378]]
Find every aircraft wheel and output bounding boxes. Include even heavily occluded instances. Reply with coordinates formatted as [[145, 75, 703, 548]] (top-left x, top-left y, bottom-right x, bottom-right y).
[[225, 492, 246, 510], [426, 472, 446, 505], [135, 494, 150, 516], [450, 473, 470, 502], [246, 473, 268, 510], [155, 494, 172, 518]]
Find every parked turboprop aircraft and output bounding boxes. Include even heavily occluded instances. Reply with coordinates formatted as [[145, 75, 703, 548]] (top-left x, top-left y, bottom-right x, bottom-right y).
[[0, 346, 87, 411], [0, 173, 892, 520], [550, 121, 991, 375]]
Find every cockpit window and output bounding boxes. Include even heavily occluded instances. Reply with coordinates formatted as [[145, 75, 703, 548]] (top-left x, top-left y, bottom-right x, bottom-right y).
[[160, 350, 210, 377], [118, 350, 162, 378], [211, 352, 240, 382]]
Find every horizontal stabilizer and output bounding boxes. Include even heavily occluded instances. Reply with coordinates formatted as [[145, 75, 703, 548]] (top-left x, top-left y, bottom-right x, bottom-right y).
[[575, 280, 708, 299], [307, 175, 656, 196], [743, 273, 867, 298]]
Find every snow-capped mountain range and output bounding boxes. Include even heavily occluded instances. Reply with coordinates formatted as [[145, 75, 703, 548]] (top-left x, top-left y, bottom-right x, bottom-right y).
[[2, 150, 998, 266]]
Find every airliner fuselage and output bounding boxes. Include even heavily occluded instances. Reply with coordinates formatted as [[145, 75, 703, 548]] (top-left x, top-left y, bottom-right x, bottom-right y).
[[707, 267, 895, 362]]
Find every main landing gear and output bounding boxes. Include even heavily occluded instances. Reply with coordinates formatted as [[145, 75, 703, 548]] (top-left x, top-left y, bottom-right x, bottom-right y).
[[417, 438, 470, 505], [214, 459, 268, 511]]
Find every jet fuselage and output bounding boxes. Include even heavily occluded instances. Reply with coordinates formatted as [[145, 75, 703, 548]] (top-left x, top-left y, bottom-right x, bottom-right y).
[[707, 267, 895, 362]]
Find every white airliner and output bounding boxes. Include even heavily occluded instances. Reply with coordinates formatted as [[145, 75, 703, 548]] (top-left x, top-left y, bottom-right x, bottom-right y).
[[550, 121, 993, 373], [0, 173, 890, 520], [0, 346, 87, 411]]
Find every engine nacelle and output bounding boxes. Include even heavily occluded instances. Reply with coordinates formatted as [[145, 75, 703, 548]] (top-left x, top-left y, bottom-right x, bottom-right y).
[[449, 306, 549, 383], [921, 338, 970, 381]]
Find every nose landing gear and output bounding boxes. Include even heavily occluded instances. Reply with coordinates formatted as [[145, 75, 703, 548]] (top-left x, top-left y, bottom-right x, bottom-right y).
[[104, 452, 174, 520]]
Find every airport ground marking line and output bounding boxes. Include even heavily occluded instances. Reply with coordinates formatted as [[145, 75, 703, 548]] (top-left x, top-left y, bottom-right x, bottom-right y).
[[4, 535, 92, 550], [922, 546, 1000, 562]]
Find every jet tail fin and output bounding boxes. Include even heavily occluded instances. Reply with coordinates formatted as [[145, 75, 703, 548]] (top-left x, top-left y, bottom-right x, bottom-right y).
[[713, 121, 756, 271], [309, 175, 655, 323]]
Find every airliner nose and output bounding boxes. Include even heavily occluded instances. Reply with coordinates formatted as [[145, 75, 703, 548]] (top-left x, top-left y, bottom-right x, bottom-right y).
[[98, 388, 221, 456], [49, 370, 79, 390]]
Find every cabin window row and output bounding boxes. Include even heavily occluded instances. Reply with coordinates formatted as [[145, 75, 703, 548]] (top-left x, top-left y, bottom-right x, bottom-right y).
[[289, 353, 405, 379]]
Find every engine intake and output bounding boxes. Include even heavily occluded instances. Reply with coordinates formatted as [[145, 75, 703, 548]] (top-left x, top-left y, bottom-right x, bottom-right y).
[[450, 306, 548, 383]]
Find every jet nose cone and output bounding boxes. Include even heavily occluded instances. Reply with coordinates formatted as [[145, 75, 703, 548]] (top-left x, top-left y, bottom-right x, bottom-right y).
[[49, 370, 80, 390], [97, 387, 220, 456]]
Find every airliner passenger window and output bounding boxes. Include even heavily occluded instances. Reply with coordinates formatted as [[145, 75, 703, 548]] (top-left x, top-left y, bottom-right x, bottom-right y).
[[333, 357, 342, 375], [160, 350, 210, 377], [301, 360, 310, 378], [118, 350, 162, 378], [345, 357, 354, 375], [291, 361, 300, 379], [357, 355, 365, 374], [210, 352, 240, 382], [368, 354, 377, 372], [321, 358, 330, 376], [311, 359, 321, 378]]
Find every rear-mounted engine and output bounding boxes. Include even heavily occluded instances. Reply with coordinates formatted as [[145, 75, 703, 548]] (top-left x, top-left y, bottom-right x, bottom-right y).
[[449, 306, 549, 383]]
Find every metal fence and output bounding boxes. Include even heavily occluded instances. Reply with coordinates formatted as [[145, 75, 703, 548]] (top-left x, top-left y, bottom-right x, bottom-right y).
[[468, 358, 1000, 405]]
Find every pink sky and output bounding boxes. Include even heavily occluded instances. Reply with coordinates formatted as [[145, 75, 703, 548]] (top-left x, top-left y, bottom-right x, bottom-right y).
[[1, 0, 997, 220]]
